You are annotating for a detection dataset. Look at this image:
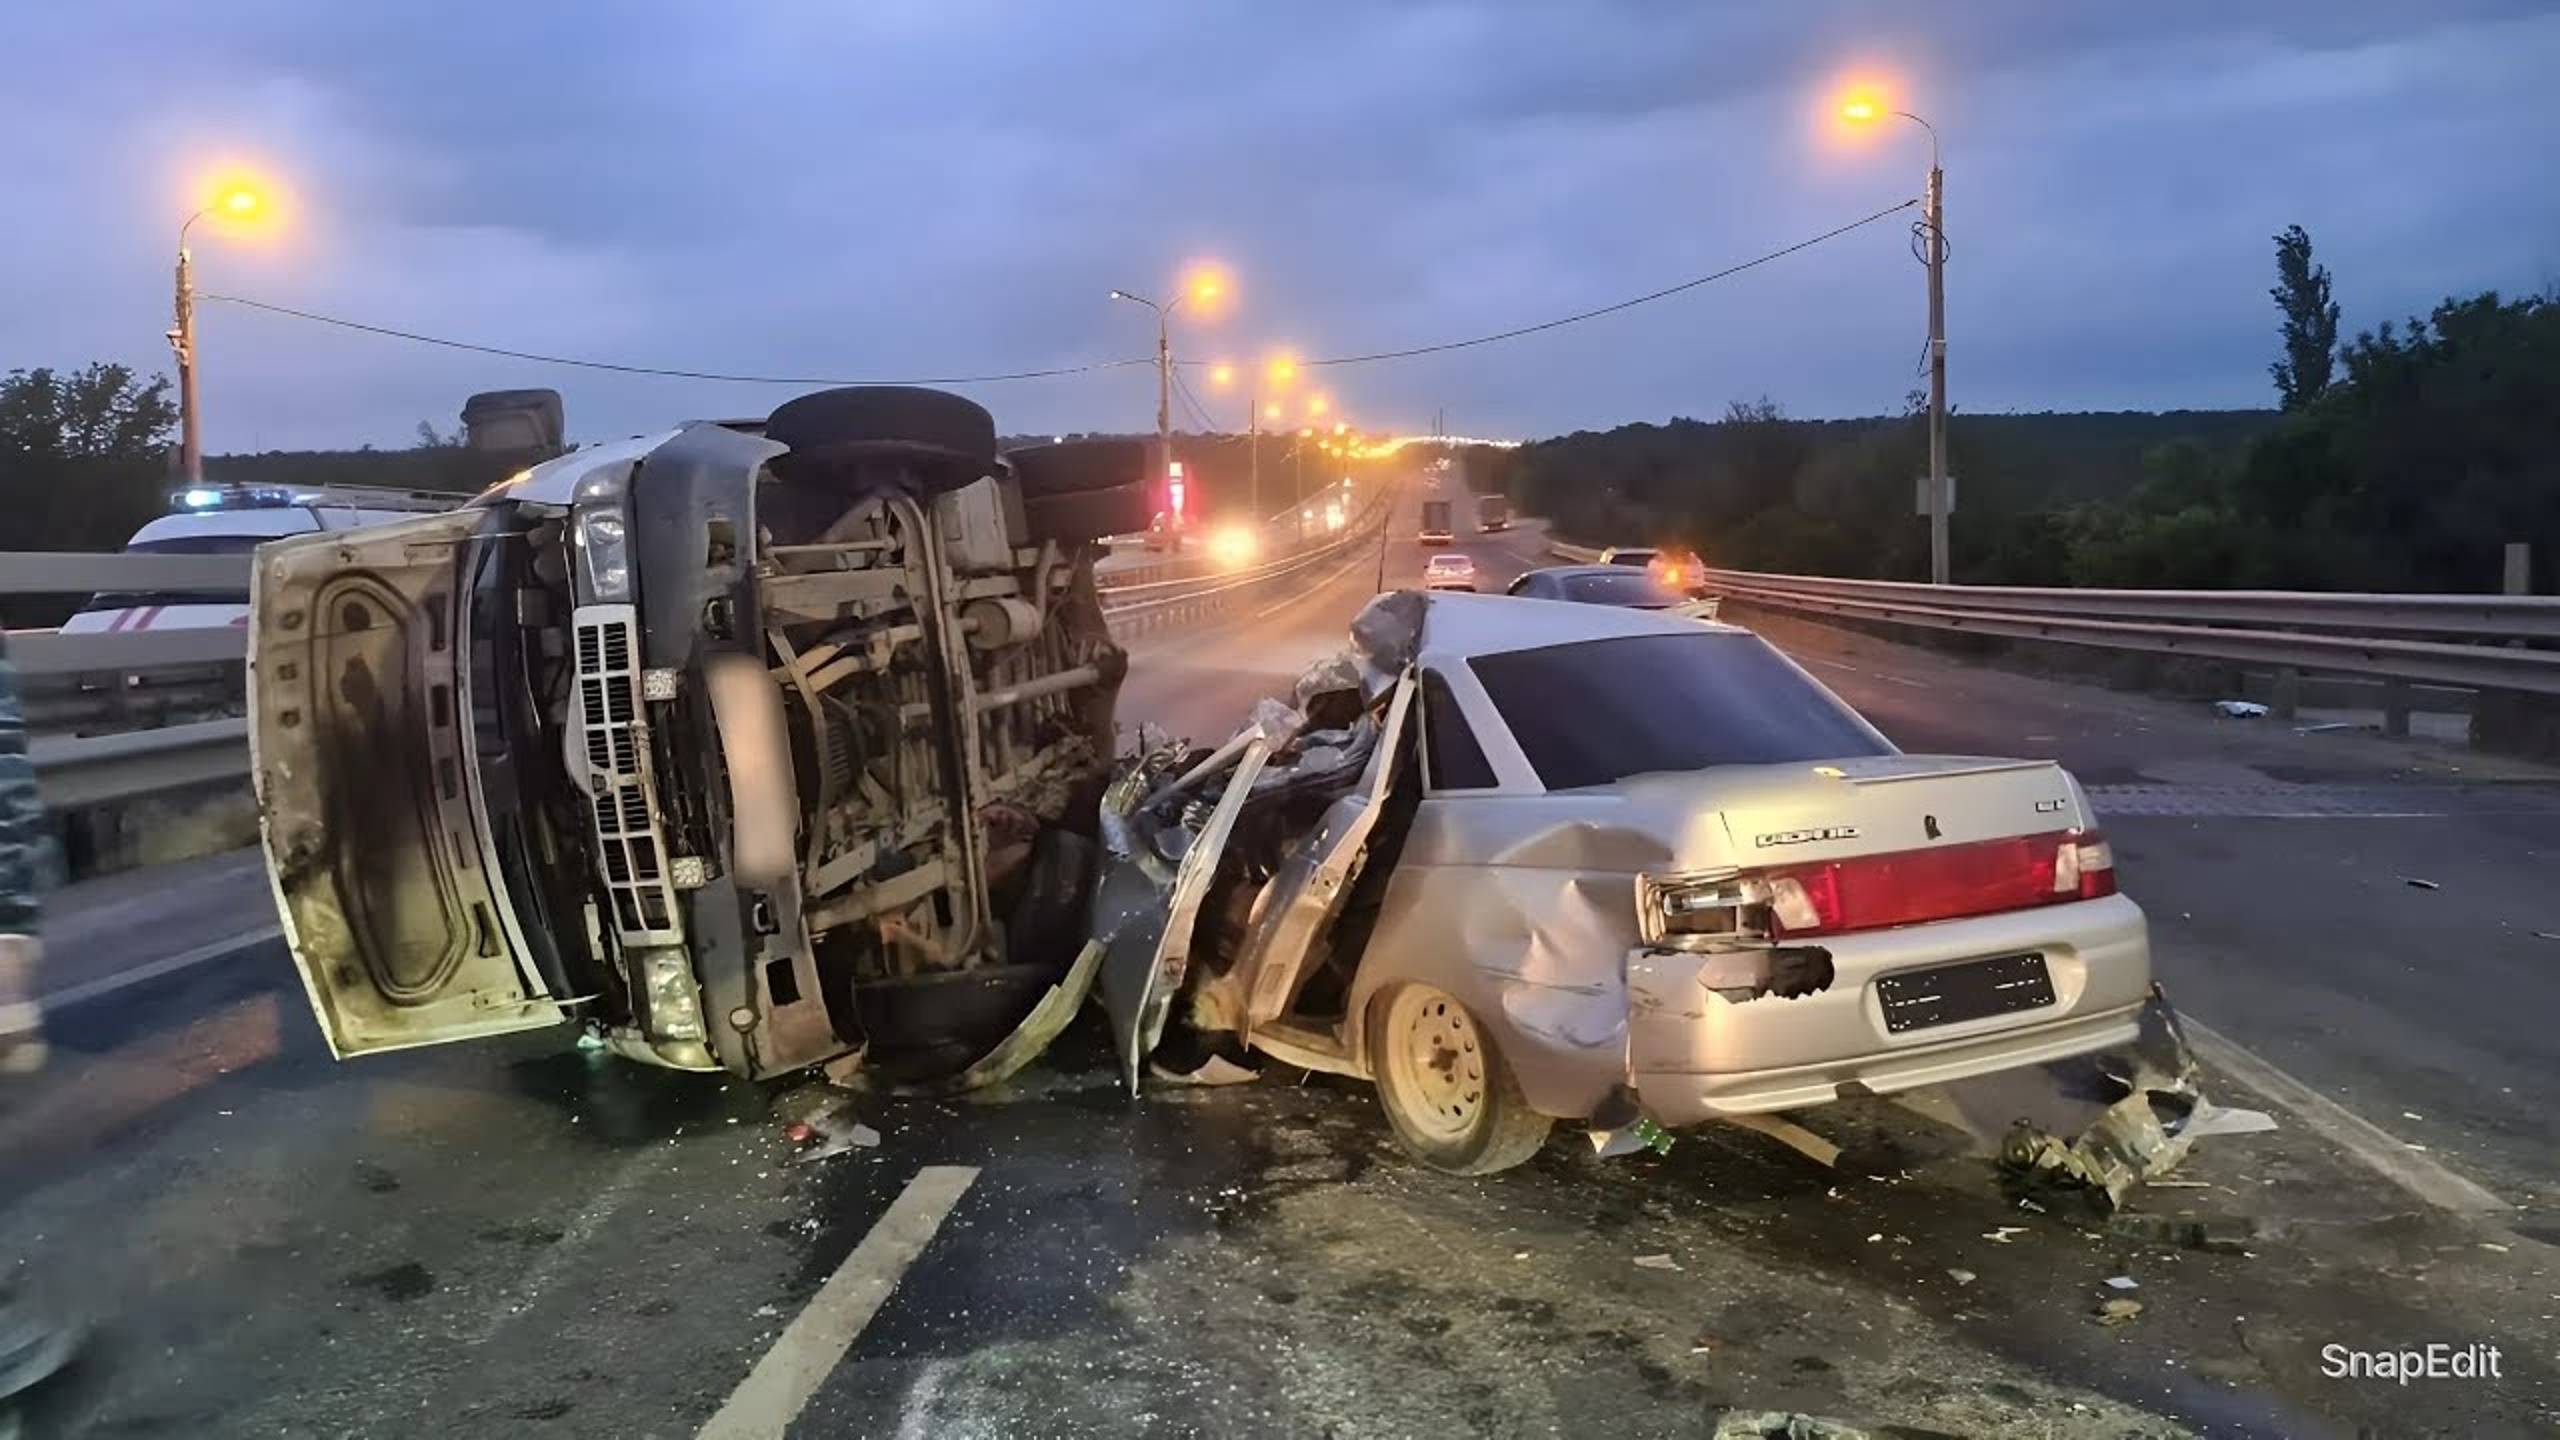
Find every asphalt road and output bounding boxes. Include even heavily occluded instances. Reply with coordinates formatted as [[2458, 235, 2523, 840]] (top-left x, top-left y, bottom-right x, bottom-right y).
[[4, 487, 2555, 1438]]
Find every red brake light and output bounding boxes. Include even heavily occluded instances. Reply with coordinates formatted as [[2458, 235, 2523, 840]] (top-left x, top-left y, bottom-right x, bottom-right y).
[[1761, 829, 2114, 938]]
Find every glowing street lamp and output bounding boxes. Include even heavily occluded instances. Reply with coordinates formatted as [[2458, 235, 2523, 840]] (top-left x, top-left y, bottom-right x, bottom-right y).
[[1110, 263, 1231, 528], [172, 176, 273, 485], [1212, 349, 1304, 519], [1839, 85, 1950, 583]]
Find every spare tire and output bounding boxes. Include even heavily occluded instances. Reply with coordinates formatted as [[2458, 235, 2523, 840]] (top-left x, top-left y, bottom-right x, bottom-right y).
[[1022, 480, 1151, 547], [765, 386, 998, 490], [1006, 438, 1148, 497]]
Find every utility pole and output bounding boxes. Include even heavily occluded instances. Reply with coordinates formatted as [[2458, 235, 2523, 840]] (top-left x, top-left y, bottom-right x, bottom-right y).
[[1923, 157, 1949, 586], [169, 240, 202, 485], [1247, 382, 1261, 523], [1154, 309, 1173, 533]]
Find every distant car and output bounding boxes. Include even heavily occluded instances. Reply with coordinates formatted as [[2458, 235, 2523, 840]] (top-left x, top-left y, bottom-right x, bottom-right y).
[[1507, 565, 1679, 608], [1422, 553, 1477, 591], [59, 483, 458, 636], [1100, 591, 2150, 1174], [1506, 565, 1717, 619], [1591, 545, 1709, 596]]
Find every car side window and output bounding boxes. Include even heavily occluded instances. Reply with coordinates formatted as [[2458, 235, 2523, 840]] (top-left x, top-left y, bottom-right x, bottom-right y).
[[1419, 668, 1498, 791]]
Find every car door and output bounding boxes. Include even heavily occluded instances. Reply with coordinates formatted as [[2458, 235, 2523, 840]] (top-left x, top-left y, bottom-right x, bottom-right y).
[[1231, 672, 1418, 1036], [251, 507, 570, 1057]]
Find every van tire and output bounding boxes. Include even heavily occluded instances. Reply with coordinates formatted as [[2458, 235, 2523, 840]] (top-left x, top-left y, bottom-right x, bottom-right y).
[[1007, 439, 1147, 498], [1022, 481, 1151, 547], [765, 386, 998, 482]]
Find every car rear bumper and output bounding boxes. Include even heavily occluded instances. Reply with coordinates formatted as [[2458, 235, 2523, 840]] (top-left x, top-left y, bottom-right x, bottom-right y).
[[1624, 894, 2150, 1124]]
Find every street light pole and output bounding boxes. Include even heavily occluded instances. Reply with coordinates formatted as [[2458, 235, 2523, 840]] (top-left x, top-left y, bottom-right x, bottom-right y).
[[168, 186, 261, 488], [1111, 288, 1180, 537], [169, 217, 203, 486], [1920, 132, 1949, 586]]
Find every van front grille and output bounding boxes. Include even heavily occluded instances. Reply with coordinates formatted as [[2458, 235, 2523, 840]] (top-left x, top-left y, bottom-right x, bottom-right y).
[[572, 604, 683, 946]]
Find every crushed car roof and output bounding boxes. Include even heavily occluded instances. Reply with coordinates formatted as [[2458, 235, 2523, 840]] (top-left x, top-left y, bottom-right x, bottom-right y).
[[1414, 589, 1742, 662]]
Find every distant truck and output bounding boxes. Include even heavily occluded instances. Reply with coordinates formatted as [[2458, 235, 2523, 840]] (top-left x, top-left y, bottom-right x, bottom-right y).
[[1476, 494, 1511, 532], [1419, 498, 1454, 546]]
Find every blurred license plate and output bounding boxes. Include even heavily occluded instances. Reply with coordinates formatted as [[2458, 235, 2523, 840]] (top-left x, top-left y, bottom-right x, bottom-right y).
[[1875, 953, 2054, 1034]]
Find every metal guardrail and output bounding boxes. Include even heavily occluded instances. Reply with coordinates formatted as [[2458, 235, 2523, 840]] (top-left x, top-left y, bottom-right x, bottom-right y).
[[1547, 540, 2560, 697], [5, 499, 1395, 809]]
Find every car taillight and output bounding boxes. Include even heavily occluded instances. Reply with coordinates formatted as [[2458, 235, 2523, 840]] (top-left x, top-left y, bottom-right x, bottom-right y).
[[1638, 830, 2115, 947]]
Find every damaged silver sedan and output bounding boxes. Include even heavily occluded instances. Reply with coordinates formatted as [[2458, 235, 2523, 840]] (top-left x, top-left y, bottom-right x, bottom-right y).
[[1099, 590, 2153, 1173]]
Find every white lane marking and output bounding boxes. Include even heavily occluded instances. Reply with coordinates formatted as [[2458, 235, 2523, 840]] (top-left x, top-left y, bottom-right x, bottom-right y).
[[1803, 657, 1864, 675], [1878, 673, 1929, 689], [33, 924, 283, 1013], [696, 1164, 980, 1440], [2184, 1018, 2510, 1214]]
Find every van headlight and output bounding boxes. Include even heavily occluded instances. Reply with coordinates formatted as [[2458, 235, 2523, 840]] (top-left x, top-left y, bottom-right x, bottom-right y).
[[570, 471, 633, 603]]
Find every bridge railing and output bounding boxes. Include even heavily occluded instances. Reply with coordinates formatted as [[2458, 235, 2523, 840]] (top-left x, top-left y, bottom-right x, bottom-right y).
[[1549, 540, 2560, 697]]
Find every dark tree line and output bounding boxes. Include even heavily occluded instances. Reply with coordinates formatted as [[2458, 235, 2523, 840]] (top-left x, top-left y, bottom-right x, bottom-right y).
[[1519, 227, 2553, 595]]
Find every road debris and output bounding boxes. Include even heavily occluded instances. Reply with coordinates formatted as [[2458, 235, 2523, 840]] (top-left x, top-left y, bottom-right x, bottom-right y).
[[2093, 1297, 2145, 1327], [1710, 1412, 1869, 1440], [2402, 876, 2441, 890], [1946, 1268, 1977, 1286], [2001, 1090, 2192, 1214], [1723, 1112, 1839, 1168], [1588, 1117, 1675, 1158], [2212, 700, 2269, 718], [1632, 1253, 1682, 1271], [2006, 984, 2276, 1212], [787, 1102, 882, 1165], [1982, 1226, 2028, 1244], [1148, 1054, 1260, 1087], [2479, 1242, 2510, 1253], [2106, 1213, 2258, 1254], [2104, 1275, 2140, 1290], [2182, 1098, 2280, 1138]]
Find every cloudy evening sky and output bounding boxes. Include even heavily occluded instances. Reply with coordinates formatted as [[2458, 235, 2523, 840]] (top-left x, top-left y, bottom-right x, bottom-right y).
[[5, 1, 2556, 451]]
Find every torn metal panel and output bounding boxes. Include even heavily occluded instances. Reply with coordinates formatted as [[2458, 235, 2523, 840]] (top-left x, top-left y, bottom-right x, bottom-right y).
[[1100, 739, 1271, 1094]]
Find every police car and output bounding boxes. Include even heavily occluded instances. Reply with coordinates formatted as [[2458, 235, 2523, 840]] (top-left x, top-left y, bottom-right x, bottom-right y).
[[59, 483, 464, 635]]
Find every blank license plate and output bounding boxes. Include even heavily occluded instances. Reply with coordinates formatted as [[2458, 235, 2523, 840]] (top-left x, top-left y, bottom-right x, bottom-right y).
[[1875, 953, 2055, 1034]]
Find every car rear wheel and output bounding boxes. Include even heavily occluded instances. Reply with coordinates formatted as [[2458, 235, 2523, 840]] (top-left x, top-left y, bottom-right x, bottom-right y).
[[1368, 983, 1551, 1174]]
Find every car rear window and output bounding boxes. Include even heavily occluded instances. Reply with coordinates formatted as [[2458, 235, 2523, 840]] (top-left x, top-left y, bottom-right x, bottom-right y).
[[1559, 571, 1681, 607], [1467, 633, 1891, 789], [1605, 549, 1656, 566]]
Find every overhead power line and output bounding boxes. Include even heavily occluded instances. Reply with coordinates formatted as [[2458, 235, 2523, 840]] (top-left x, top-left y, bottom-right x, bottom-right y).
[[200, 199, 1915, 389], [1294, 198, 1919, 368], [199, 293, 1156, 386]]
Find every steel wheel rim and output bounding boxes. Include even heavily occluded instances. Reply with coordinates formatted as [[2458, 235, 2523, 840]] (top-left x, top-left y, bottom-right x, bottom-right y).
[[1387, 988, 1486, 1142]]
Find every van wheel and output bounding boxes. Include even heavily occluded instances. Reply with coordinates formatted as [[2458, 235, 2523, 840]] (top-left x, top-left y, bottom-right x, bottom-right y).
[[1022, 481, 1151, 546], [1368, 984, 1551, 1174], [764, 386, 997, 489]]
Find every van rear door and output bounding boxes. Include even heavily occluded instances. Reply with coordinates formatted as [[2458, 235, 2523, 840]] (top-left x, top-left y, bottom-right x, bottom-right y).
[[250, 509, 568, 1056]]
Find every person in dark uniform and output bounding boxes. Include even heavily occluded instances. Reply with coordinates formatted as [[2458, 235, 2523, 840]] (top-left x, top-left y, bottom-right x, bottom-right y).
[[0, 632, 76, 1434]]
